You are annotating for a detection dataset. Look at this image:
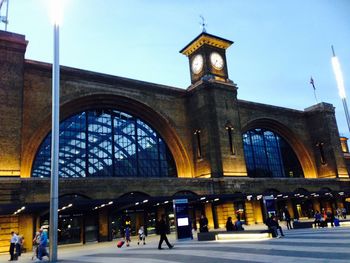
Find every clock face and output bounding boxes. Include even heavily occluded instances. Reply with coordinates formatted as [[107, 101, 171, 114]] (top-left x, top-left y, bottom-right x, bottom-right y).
[[191, 54, 204, 74], [210, 52, 224, 70]]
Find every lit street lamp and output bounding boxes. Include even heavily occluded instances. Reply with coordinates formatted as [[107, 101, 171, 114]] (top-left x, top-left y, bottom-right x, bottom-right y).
[[49, 0, 62, 261], [331, 45, 350, 134]]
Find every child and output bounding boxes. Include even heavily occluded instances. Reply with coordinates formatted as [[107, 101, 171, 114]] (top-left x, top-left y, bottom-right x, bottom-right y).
[[137, 226, 146, 245], [125, 226, 131, 247]]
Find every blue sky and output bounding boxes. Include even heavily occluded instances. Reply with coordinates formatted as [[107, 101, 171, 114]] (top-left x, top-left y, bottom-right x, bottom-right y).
[[2, 0, 350, 136]]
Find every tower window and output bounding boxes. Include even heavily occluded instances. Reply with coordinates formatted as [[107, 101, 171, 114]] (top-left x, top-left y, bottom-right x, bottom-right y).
[[225, 121, 235, 155], [194, 129, 202, 159], [316, 141, 327, 165]]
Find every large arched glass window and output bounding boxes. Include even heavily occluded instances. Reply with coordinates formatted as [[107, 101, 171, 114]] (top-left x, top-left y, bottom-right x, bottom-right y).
[[242, 128, 303, 178], [32, 109, 177, 178]]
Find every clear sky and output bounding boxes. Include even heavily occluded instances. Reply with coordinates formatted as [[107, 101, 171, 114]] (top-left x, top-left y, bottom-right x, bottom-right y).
[[2, 0, 350, 136]]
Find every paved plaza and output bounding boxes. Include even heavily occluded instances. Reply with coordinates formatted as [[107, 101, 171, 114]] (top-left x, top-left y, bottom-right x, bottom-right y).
[[1, 226, 350, 263]]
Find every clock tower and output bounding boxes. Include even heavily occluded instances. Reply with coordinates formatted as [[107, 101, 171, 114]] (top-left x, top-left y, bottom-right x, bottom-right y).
[[179, 32, 233, 85], [180, 31, 247, 178]]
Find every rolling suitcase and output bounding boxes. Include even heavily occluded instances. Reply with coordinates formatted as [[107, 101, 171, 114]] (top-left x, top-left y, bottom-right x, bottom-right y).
[[117, 240, 125, 248], [334, 218, 340, 227]]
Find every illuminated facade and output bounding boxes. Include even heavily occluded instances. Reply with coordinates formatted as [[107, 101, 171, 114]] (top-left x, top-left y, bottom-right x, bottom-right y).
[[1, 30, 350, 253]]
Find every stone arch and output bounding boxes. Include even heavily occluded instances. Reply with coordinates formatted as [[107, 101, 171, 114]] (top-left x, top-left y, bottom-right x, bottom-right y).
[[21, 94, 192, 178], [172, 190, 199, 199], [241, 118, 317, 178], [117, 191, 151, 200], [263, 188, 280, 196], [293, 188, 310, 195], [59, 193, 92, 200]]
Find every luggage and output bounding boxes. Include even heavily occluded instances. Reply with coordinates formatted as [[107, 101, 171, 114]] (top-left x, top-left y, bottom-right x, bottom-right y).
[[334, 218, 340, 227], [117, 240, 125, 248]]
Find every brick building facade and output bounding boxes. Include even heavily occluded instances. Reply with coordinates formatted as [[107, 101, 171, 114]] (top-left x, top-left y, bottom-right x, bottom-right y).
[[1, 30, 350, 253]]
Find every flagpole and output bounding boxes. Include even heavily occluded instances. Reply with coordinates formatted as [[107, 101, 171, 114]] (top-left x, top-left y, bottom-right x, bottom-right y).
[[4, 0, 8, 31], [310, 77, 318, 103], [313, 89, 318, 103]]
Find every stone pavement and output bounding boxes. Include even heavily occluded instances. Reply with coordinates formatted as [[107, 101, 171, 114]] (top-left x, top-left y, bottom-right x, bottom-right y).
[[1, 226, 350, 263]]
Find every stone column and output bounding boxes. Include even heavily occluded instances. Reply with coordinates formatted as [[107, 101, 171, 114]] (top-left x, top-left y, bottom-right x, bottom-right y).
[[98, 209, 109, 242], [18, 214, 34, 252], [204, 203, 215, 230], [0, 31, 27, 177]]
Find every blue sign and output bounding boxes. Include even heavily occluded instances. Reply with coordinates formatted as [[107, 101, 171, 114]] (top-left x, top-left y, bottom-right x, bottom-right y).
[[263, 196, 276, 218], [173, 199, 192, 240]]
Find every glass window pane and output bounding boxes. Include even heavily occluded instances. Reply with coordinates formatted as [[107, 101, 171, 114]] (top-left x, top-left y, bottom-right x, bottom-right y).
[[31, 109, 177, 178], [242, 128, 303, 178]]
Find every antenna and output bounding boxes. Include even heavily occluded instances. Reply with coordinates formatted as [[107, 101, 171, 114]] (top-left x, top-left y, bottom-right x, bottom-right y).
[[0, 0, 9, 31], [199, 15, 207, 33]]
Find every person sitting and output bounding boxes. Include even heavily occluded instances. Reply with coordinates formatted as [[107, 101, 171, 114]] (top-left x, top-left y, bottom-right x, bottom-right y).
[[266, 215, 284, 238], [199, 214, 209, 233], [313, 210, 322, 228], [265, 215, 278, 237], [235, 217, 244, 231], [326, 211, 335, 227], [226, 217, 235, 231], [272, 216, 285, 237]]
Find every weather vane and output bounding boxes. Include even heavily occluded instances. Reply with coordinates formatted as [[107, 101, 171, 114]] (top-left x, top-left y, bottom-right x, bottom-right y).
[[199, 15, 207, 33], [0, 0, 9, 31]]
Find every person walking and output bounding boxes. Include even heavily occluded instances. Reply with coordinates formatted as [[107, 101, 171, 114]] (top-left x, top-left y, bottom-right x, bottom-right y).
[[137, 225, 146, 245], [199, 214, 209, 233], [124, 216, 132, 247], [31, 231, 40, 260], [37, 228, 49, 261], [15, 233, 23, 258], [157, 214, 173, 250], [283, 207, 293, 230], [125, 226, 131, 247], [9, 231, 18, 261]]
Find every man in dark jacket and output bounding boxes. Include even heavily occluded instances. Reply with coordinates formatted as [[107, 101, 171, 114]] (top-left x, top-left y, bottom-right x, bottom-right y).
[[272, 215, 285, 237], [157, 214, 174, 249], [283, 207, 293, 229], [199, 214, 209, 233]]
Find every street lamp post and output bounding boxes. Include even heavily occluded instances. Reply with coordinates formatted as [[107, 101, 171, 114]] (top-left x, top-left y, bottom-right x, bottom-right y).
[[331, 45, 350, 134], [49, 0, 61, 261]]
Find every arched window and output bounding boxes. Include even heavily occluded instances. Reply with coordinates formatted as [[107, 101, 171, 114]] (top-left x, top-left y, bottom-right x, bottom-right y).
[[242, 128, 303, 178], [32, 109, 177, 178]]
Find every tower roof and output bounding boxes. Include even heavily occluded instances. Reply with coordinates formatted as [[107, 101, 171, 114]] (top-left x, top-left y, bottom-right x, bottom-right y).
[[179, 32, 233, 56]]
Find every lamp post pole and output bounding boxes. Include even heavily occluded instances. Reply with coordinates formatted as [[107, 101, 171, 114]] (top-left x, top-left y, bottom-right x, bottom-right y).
[[331, 45, 350, 134], [49, 3, 60, 262]]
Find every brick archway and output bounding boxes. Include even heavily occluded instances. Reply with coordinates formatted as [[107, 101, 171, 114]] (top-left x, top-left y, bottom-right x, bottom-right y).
[[21, 94, 192, 178], [242, 118, 317, 178]]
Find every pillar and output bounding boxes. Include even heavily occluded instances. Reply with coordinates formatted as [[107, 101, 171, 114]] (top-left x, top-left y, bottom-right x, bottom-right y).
[[0, 215, 19, 253], [0, 31, 27, 177], [252, 200, 263, 224], [286, 200, 295, 219], [205, 203, 215, 230], [98, 209, 109, 242], [18, 214, 34, 252], [214, 202, 234, 228], [312, 199, 321, 213], [244, 200, 255, 225]]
